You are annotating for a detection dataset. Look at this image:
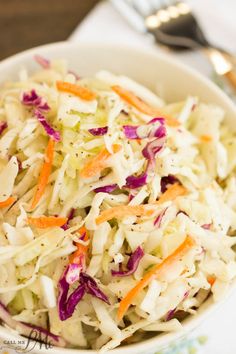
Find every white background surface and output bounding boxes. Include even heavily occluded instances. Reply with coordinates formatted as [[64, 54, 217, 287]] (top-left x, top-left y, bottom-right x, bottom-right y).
[[70, 2, 236, 353]]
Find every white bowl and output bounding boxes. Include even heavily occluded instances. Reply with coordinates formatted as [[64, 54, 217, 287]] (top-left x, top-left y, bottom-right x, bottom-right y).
[[1, 42, 236, 354]]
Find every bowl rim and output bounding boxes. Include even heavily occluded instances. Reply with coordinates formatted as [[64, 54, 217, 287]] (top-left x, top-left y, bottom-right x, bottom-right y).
[[1, 41, 236, 112], [0, 41, 236, 354]]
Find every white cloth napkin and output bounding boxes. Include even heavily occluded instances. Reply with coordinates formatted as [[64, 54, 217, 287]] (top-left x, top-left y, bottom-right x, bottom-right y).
[[70, 0, 236, 76], [69, 2, 236, 353]]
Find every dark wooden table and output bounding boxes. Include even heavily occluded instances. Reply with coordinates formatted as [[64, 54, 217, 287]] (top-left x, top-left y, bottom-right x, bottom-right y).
[[0, 0, 99, 60]]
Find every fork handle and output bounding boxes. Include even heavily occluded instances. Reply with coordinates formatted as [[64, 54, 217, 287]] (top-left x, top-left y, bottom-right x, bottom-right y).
[[224, 70, 236, 91], [204, 48, 236, 92]]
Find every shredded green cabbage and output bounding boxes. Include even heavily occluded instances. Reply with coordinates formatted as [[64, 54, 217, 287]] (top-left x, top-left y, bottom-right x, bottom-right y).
[[0, 60, 236, 351]]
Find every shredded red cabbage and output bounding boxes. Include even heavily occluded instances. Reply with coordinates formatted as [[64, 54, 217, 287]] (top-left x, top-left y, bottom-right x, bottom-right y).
[[22, 89, 50, 111], [16, 157, 23, 172], [142, 123, 166, 165], [58, 267, 70, 321], [34, 109, 60, 142], [150, 124, 166, 138], [161, 175, 179, 193], [74, 253, 86, 272], [65, 284, 86, 318], [142, 140, 163, 160], [58, 267, 87, 321], [183, 290, 190, 299], [201, 223, 211, 230], [58, 268, 110, 321], [123, 125, 139, 139], [111, 246, 144, 277], [0, 301, 16, 328], [128, 193, 135, 201], [123, 119, 167, 171], [34, 55, 50, 69], [88, 126, 108, 136], [79, 229, 87, 241], [0, 121, 7, 136], [34, 55, 80, 79], [58, 267, 86, 321], [80, 272, 110, 304], [68, 70, 80, 80], [125, 172, 147, 189], [148, 119, 166, 140], [142, 133, 166, 166], [166, 290, 190, 321], [123, 118, 165, 140], [148, 117, 165, 125], [166, 308, 176, 321], [94, 184, 117, 193], [65, 263, 81, 285], [61, 208, 75, 230], [22, 90, 60, 141], [154, 207, 167, 227]]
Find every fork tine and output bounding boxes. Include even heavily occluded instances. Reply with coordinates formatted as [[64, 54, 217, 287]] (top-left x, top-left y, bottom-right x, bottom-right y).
[[131, 0, 154, 17], [136, 0, 178, 13], [111, 0, 146, 32]]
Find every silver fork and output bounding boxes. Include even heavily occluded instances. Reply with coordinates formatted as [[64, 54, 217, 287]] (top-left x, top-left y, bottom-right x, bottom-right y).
[[110, 0, 236, 91]]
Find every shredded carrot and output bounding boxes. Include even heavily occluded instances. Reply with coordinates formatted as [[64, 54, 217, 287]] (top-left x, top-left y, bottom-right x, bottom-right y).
[[56, 81, 96, 101], [80, 144, 121, 178], [27, 216, 68, 228], [112, 85, 180, 127], [96, 205, 154, 225], [207, 275, 216, 286], [69, 226, 90, 264], [162, 114, 180, 128], [31, 139, 55, 210], [112, 85, 157, 116], [156, 183, 187, 205], [117, 235, 196, 320], [200, 135, 212, 142], [0, 196, 16, 208]]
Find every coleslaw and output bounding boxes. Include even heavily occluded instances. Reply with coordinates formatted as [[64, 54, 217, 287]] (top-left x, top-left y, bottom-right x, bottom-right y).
[[0, 56, 236, 351]]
